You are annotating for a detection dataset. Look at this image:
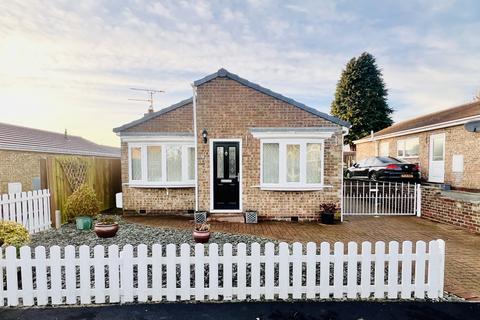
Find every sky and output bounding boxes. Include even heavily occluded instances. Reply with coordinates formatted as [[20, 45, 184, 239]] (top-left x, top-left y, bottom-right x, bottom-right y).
[[0, 0, 479, 147]]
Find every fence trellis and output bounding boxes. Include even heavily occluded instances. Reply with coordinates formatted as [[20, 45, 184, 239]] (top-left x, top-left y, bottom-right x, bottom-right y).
[[0, 189, 51, 234], [0, 240, 445, 306]]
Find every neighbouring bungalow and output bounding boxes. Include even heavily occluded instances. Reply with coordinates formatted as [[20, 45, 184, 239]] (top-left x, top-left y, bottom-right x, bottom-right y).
[[355, 101, 480, 191], [114, 68, 350, 221], [0, 122, 121, 216]]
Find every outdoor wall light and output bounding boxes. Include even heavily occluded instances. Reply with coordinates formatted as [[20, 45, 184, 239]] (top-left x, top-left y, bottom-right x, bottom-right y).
[[202, 129, 208, 143]]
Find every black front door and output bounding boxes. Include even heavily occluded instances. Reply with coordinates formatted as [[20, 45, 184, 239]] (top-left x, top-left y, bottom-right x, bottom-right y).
[[213, 141, 240, 210]]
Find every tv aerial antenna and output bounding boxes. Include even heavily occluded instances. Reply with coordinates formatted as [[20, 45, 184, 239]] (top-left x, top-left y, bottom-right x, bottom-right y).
[[129, 88, 165, 113]]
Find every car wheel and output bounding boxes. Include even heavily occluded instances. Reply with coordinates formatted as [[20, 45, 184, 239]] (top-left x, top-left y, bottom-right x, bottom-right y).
[[370, 172, 379, 181]]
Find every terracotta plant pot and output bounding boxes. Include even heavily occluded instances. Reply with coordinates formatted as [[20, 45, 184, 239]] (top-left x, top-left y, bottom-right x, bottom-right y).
[[94, 223, 119, 238], [193, 230, 210, 243]]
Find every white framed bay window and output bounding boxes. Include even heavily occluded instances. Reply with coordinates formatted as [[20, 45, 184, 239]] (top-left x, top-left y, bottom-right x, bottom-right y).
[[128, 142, 195, 187], [260, 139, 325, 190]]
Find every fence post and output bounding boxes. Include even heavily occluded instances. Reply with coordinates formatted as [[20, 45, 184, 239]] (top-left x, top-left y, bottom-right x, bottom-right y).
[[416, 184, 422, 217]]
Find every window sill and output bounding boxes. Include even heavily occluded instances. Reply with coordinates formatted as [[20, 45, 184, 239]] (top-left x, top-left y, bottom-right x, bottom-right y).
[[126, 183, 195, 188], [254, 185, 333, 191]]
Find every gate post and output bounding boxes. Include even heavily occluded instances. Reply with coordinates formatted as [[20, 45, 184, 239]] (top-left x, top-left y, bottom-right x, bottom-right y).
[[416, 184, 422, 217]]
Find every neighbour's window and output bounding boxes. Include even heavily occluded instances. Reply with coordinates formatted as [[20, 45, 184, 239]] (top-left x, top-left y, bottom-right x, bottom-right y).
[[397, 137, 419, 157], [261, 139, 324, 188], [129, 143, 195, 186]]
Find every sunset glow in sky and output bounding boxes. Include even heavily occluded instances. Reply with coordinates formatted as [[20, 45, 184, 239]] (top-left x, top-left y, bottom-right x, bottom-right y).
[[1, 0, 479, 147]]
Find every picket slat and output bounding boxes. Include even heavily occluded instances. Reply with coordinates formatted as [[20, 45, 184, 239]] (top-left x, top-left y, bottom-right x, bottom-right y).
[[208, 243, 218, 300], [236, 243, 247, 300], [0, 240, 445, 307], [250, 243, 261, 300], [180, 243, 191, 301], [0, 189, 51, 233], [137, 244, 148, 302], [94, 245, 106, 304], [49, 246, 62, 305]]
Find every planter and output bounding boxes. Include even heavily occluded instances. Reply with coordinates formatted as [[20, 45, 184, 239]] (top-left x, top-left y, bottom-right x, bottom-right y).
[[320, 212, 334, 225], [94, 223, 119, 238], [193, 230, 210, 243], [75, 216, 92, 230]]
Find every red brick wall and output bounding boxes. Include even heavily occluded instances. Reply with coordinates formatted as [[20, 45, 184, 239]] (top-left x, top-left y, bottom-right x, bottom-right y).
[[196, 78, 343, 221], [421, 185, 480, 233], [124, 103, 193, 133]]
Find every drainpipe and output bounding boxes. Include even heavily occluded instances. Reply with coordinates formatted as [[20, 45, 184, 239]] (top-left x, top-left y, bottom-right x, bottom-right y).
[[191, 84, 199, 212], [340, 127, 349, 222]]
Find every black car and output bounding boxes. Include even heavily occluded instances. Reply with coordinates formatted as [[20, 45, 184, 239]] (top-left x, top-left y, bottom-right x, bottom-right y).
[[345, 157, 420, 181]]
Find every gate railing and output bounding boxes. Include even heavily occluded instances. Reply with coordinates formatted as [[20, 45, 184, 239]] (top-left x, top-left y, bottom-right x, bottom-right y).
[[342, 181, 421, 216]]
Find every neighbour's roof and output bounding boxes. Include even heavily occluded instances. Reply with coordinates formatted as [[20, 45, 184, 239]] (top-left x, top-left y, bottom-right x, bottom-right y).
[[113, 68, 350, 133], [0, 122, 120, 157], [356, 100, 480, 143], [194, 68, 350, 128]]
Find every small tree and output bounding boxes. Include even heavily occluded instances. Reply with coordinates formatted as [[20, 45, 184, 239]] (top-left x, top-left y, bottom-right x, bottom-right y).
[[331, 52, 393, 149], [65, 184, 101, 221]]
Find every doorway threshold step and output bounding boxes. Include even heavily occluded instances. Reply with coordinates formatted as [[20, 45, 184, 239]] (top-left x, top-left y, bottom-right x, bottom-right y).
[[208, 213, 244, 223]]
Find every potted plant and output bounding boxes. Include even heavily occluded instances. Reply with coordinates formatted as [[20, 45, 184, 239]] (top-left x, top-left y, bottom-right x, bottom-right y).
[[193, 223, 211, 243], [65, 184, 101, 230], [319, 203, 338, 225], [94, 216, 119, 238]]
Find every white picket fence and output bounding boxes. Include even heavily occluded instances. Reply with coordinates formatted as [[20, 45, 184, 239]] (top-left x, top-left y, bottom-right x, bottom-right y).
[[0, 189, 51, 234], [0, 240, 445, 306]]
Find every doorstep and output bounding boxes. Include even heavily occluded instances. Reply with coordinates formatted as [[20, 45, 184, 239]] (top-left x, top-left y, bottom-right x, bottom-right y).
[[208, 213, 244, 223]]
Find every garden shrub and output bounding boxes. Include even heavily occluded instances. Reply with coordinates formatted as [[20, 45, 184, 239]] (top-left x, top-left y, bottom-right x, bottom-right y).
[[65, 184, 101, 221], [0, 221, 30, 249]]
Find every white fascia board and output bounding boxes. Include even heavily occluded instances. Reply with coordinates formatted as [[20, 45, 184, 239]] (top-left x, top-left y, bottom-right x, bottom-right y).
[[354, 115, 480, 144], [121, 135, 195, 143], [251, 131, 335, 139]]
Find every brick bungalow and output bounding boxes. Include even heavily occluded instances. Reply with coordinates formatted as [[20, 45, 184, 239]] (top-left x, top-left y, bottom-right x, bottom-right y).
[[113, 69, 350, 221], [0, 122, 120, 194], [355, 101, 480, 190], [354, 101, 480, 233]]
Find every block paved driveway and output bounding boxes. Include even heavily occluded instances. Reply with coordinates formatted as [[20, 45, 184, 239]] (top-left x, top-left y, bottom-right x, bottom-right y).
[[125, 215, 480, 301]]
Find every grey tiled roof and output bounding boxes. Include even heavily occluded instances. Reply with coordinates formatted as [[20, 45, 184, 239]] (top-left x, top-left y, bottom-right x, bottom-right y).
[[194, 68, 351, 128], [0, 122, 120, 158], [113, 69, 350, 133]]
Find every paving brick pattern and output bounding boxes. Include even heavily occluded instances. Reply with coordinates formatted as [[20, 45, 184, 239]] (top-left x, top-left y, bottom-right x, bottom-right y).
[[125, 215, 480, 300]]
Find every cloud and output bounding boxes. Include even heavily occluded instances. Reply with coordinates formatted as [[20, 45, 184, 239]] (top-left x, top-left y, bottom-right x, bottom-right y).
[[0, 0, 478, 146]]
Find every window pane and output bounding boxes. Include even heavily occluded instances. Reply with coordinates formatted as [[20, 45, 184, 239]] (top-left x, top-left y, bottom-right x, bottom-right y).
[[147, 146, 162, 181], [131, 147, 142, 180], [307, 143, 322, 183], [167, 145, 182, 181], [405, 138, 419, 157], [216, 147, 224, 179], [397, 141, 404, 157], [229, 146, 236, 178], [263, 143, 279, 183], [187, 147, 195, 180], [286, 144, 300, 182], [432, 136, 444, 161]]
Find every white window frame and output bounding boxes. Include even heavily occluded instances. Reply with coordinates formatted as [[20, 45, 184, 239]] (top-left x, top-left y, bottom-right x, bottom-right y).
[[260, 138, 325, 191], [128, 142, 195, 188], [396, 137, 419, 158]]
